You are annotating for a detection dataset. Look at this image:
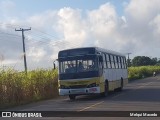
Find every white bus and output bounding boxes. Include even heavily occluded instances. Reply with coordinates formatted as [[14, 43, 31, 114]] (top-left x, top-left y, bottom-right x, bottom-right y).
[[58, 47, 128, 100]]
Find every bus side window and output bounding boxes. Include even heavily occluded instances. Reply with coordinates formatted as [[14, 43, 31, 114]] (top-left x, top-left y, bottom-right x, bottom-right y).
[[102, 53, 107, 68], [105, 54, 108, 68], [123, 57, 127, 68], [118, 56, 121, 69], [121, 57, 124, 69], [123, 57, 125, 68], [116, 56, 119, 69], [114, 56, 118, 69], [125, 58, 127, 68], [107, 54, 112, 68], [110, 55, 115, 69]]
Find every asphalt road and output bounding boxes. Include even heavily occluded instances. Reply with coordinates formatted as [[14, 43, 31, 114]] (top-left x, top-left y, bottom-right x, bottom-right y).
[[2, 75, 160, 120]]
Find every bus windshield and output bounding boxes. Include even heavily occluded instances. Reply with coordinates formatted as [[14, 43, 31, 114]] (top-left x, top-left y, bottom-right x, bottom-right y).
[[59, 57, 97, 74], [59, 55, 99, 80]]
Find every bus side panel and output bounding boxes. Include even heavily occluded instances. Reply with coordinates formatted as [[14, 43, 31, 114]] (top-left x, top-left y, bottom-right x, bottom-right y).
[[105, 69, 114, 91], [104, 68, 128, 91], [108, 81, 114, 91]]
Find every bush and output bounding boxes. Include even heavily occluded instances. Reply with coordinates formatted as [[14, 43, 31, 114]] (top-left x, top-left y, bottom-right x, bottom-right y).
[[128, 66, 160, 80]]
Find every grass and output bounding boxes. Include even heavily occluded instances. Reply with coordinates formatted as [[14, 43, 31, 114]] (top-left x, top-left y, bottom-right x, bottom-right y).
[[128, 66, 160, 80], [0, 68, 58, 109]]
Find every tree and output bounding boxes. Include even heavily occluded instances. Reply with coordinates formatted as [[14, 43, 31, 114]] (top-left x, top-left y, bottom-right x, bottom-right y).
[[155, 59, 160, 66], [132, 56, 152, 66], [151, 57, 157, 65]]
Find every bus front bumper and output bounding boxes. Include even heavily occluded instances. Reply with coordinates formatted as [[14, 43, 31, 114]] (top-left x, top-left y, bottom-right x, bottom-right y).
[[59, 87, 100, 96]]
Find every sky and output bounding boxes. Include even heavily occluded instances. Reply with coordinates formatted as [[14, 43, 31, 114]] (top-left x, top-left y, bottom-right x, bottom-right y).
[[0, 0, 160, 70]]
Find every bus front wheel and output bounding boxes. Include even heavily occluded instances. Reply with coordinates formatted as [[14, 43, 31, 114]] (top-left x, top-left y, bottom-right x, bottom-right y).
[[69, 95, 76, 100], [101, 81, 108, 97]]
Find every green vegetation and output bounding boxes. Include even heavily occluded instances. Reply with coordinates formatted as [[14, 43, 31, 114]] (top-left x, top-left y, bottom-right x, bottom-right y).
[[128, 56, 160, 67], [128, 66, 160, 80], [127, 56, 160, 80], [0, 65, 160, 109], [0, 69, 58, 109]]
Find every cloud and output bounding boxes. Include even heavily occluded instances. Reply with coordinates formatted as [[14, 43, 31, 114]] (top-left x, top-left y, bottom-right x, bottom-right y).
[[150, 14, 160, 35], [123, 0, 160, 57], [87, 3, 117, 45], [27, 10, 58, 30], [1, 0, 160, 70], [57, 7, 87, 48], [125, 0, 160, 22], [0, 0, 15, 11], [85, 3, 134, 53], [0, 0, 16, 19], [27, 47, 46, 62]]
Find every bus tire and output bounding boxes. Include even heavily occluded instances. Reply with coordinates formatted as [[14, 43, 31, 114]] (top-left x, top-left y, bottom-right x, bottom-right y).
[[69, 95, 76, 100], [119, 78, 123, 91], [101, 80, 108, 97]]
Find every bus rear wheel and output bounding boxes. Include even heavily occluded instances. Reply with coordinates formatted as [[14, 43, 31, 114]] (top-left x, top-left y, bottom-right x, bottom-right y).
[[117, 78, 123, 91], [69, 95, 76, 100]]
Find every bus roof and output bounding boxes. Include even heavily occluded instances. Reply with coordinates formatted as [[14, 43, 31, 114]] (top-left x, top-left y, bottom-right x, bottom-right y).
[[59, 47, 126, 57], [95, 47, 125, 56]]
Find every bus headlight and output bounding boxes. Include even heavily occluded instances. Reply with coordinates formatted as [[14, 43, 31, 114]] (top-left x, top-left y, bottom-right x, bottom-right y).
[[60, 85, 70, 89]]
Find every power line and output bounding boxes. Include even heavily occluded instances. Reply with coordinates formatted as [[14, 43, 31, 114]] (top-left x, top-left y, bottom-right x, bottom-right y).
[[0, 29, 82, 50], [31, 28, 60, 39], [0, 23, 82, 48], [0, 31, 21, 38], [15, 27, 31, 74], [0, 23, 60, 40]]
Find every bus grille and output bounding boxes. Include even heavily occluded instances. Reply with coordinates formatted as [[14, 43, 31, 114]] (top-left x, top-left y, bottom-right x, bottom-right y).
[[69, 85, 87, 89]]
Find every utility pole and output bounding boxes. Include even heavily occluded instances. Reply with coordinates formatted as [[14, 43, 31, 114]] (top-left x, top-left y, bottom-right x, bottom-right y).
[[127, 53, 132, 67], [15, 28, 31, 74]]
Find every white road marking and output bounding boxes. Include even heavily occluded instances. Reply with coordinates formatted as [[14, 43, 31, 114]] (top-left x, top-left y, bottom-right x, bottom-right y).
[[77, 101, 104, 111]]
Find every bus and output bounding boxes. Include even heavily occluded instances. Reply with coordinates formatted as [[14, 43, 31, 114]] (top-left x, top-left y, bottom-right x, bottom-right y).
[[57, 47, 128, 100]]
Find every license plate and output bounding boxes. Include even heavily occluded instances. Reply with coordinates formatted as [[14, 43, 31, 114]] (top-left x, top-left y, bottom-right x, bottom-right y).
[[71, 89, 85, 93]]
